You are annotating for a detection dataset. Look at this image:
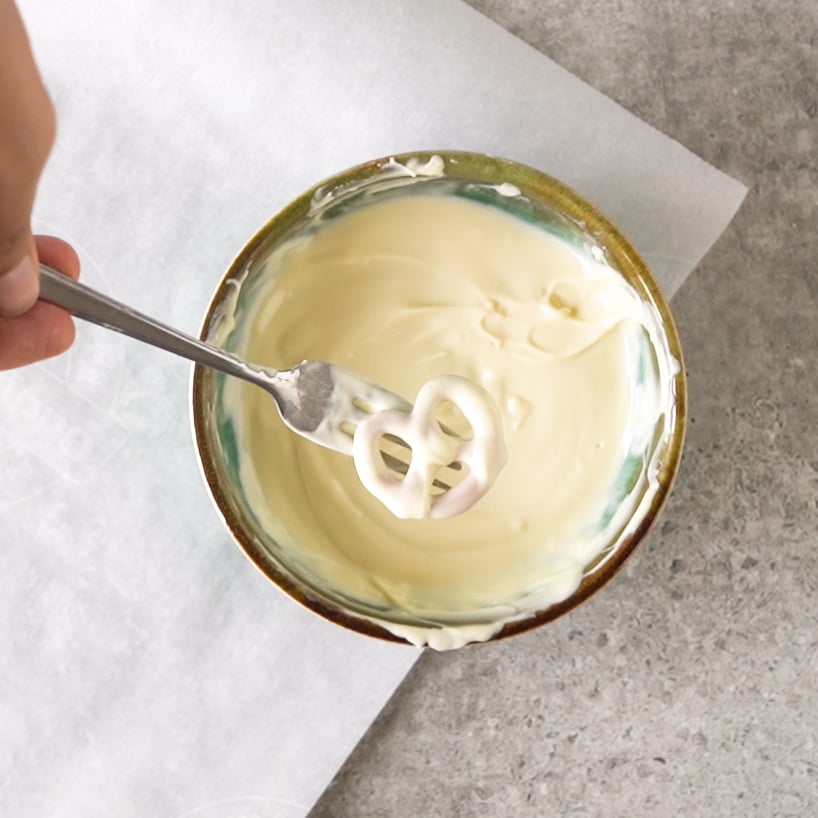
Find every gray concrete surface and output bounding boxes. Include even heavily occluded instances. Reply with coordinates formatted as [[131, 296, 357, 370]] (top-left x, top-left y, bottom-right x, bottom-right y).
[[310, 1, 818, 815]]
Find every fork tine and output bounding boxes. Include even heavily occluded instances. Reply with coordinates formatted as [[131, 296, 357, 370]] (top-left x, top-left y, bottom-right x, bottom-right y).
[[284, 362, 460, 492], [339, 424, 459, 490], [380, 451, 452, 491]]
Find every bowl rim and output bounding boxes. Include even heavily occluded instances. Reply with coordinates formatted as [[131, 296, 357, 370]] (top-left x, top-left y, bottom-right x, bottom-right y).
[[190, 149, 687, 647]]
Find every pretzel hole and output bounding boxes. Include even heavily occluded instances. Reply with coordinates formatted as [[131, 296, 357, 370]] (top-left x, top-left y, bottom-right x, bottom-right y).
[[430, 460, 470, 496], [378, 434, 412, 480], [434, 400, 473, 440]]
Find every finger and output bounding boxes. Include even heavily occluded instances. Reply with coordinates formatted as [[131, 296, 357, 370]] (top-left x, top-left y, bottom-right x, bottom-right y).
[[0, 233, 79, 318], [0, 300, 75, 370], [0, 1, 57, 314], [0, 245, 39, 317], [34, 235, 81, 280], [0, 235, 80, 369]]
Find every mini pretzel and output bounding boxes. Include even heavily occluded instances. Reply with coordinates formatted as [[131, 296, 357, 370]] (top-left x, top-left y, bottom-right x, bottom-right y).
[[352, 375, 508, 519]]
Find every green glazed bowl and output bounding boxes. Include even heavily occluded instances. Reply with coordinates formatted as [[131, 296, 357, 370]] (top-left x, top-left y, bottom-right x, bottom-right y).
[[191, 151, 687, 647]]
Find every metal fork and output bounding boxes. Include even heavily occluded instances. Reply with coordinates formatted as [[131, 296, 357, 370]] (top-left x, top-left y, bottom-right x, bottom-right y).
[[38, 264, 417, 466]]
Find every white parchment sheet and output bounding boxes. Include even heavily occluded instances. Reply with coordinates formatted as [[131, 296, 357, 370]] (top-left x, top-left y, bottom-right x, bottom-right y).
[[1, 1, 746, 816]]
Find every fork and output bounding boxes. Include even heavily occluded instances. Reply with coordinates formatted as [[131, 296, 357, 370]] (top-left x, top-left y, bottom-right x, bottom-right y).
[[38, 264, 418, 468]]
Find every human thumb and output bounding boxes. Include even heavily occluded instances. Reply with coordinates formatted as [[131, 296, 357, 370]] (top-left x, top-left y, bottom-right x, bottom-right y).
[[0, 246, 39, 318]]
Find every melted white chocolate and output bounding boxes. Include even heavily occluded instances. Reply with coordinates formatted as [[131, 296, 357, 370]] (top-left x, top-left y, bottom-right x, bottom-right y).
[[220, 192, 673, 648]]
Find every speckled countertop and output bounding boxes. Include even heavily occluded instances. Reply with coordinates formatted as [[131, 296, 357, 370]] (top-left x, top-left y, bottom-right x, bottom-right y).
[[310, 1, 818, 815]]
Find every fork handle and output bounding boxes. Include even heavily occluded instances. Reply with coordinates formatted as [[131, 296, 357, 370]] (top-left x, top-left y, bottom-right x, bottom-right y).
[[39, 264, 263, 383]]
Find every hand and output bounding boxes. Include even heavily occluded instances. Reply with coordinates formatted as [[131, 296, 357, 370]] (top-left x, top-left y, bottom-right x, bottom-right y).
[[0, 0, 77, 370]]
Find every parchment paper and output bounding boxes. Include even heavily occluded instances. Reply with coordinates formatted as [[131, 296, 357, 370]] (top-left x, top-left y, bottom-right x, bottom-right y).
[[1, 1, 746, 816]]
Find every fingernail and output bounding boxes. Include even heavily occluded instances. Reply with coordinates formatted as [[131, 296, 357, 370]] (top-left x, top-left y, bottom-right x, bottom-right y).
[[0, 256, 40, 317]]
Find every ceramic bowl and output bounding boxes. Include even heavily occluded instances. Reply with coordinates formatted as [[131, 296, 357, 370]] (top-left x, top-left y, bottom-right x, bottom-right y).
[[191, 151, 687, 647]]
